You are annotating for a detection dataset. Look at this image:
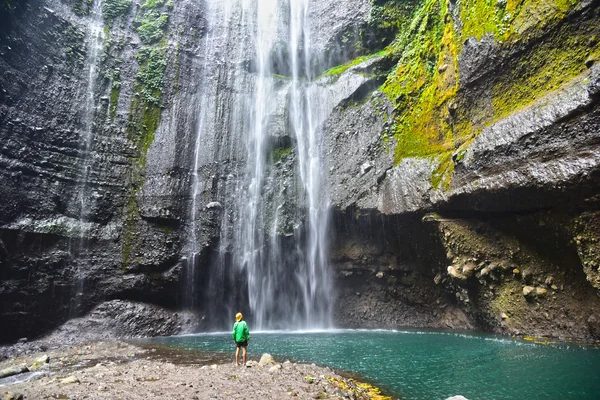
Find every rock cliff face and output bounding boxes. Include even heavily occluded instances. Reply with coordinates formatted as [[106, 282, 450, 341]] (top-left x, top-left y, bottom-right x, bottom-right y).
[[1, 0, 600, 343], [0, 0, 204, 341], [324, 0, 600, 339]]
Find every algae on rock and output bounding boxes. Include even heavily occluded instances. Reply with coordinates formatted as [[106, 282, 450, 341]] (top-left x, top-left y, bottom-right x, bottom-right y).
[[377, 0, 598, 189]]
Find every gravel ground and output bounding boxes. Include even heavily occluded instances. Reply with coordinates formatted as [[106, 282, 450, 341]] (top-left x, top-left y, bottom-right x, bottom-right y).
[[0, 341, 392, 400]]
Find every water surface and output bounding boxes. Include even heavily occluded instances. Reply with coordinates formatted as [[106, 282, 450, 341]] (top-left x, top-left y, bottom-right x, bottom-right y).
[[143, 330, 600, 400]]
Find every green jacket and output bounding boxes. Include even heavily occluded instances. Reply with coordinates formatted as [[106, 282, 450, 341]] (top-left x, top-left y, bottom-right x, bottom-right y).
[[232, 320, 250, 343]]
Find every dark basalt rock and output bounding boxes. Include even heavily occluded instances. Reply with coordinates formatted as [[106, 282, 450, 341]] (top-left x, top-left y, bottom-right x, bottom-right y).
[[459, 35, 499, 87], [0, 0, 204, 343], [1, 0, 600, 345], [321, 1, 600, 340], [0, 299, 197, 361]]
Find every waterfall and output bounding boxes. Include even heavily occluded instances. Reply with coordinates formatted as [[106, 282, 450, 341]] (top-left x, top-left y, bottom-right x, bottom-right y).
[[188, 0, 332, 330], [187, 0, 225, 309], [68, 0, 105, 317], [236, 0, 274, 328], [287, 0, 333, 329], [187, 0, 252, 310]]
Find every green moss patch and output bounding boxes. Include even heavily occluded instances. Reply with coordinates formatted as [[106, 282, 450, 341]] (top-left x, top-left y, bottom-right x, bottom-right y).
[[371, 0, 422, 30], [460, 0, 579, 42], [109, 85, 119, 120], [142, 0, 165, 9], [136, 9, 169, 44], [460, 0, 511, 42], [431, 151, 453, 190], [376, 0, 593, 190], [382, 0, 458, 166], [102, 0, 132, 23], [135, 0, 169, 44], [121, 0, 172, 270], [492, 17, 600, 120], [71, 0, 93, 16], [320, 49, 391, 79], [366, 0, 423, 52], [135, 45, 167, 104], [272, 146, 293, 163]]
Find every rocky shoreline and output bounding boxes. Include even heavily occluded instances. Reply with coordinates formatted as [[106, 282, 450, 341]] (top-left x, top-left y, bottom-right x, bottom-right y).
[[0, 340, 394, 400]]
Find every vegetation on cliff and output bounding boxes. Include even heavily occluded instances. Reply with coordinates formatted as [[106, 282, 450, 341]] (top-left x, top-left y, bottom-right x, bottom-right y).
[[369, 0, 599, 188], [127, 0, 169, 160], [121, 0, 172, 269], [102, 0, 132, 23], [71, 0, 93, 16]]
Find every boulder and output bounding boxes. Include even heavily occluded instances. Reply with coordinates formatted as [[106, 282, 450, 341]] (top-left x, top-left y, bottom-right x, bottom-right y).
[[360, 161, 373, 176], [0, 365, 28, 379], [448, 265, 467, 281], [523, 286, 548, 300], [60, 375, 80, 384], [258, 353, 275, 366], [521, 269, 534, 284], [28, 354, 49, 371], [3, 393, 24, 400], [523, 286, 535, 298], [268, 364, 281, 373], [205, 202, 222, 210], [462, 262, 477, 277]]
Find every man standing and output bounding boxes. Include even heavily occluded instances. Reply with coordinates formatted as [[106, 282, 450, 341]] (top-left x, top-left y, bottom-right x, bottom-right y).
[[232, 312, 250, 366]]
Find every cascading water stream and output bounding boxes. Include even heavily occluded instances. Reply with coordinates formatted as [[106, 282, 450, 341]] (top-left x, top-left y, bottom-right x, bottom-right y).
[[238, 0, 278, 329], [288, 0, 333, 329], [187, 0, 223, 309], [68, 0, 104, 317], [187, 0, 251, 311], [187, 0, 332, 330], [236, 0, 333, 329]]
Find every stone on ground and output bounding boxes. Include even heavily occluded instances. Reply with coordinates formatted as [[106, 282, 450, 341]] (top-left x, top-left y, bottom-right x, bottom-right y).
[[3, 393, 24, 400], [60, 375, 80, 384], [0, 365, 28, 379], [268, 364, 281, 373], [258, 353, 275, 366], [28, 354, 49, 371]]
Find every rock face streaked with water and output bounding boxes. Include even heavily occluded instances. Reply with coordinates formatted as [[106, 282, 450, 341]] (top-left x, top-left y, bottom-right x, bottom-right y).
[[1, 0, 600, 343]]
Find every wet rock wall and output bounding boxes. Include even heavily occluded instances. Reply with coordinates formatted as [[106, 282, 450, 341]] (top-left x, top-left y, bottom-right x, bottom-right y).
[[1, 0, 600, 344], [324, 0, 600, 340], [0, 0, 208, 342], [0, 0, 376, 342]]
